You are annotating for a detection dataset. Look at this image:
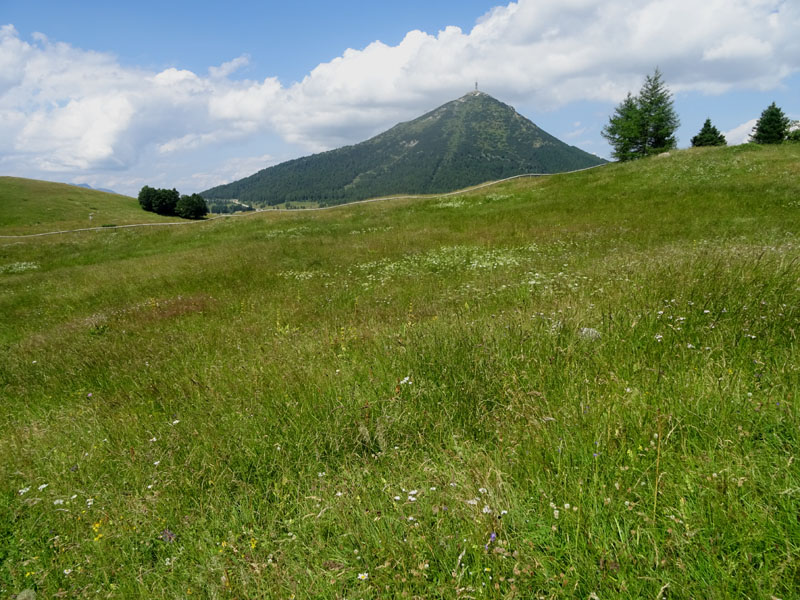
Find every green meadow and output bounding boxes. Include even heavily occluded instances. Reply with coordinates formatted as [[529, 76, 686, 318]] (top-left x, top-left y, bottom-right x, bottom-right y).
[[0, 177, 181, 236], [1, 144, 799, 598]]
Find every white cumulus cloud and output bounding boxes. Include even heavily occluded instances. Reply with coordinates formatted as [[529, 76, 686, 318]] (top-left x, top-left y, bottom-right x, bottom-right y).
[[1, 0, 799, 192], [724, 119, 758, 145]]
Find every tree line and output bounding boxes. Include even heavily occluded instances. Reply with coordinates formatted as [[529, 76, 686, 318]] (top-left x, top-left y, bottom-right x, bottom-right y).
[[602, 68, 798, 161], [137, 186, 208, 219]]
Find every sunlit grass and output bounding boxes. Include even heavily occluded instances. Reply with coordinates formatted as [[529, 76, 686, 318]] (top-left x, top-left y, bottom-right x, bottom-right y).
[[1, 144, 799, 598]]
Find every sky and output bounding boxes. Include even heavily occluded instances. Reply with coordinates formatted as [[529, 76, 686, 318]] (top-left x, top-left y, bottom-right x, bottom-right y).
[[1, 0, 798, 196]]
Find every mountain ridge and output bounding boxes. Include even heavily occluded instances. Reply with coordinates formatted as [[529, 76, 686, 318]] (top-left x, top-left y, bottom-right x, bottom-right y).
[[201, 92, 606, 207]]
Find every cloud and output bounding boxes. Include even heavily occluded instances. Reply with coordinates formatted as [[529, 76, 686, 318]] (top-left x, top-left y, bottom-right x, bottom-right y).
[[724, 118, 757, 145], [1, 0, 799, 190], [209, 55, 250, 79]]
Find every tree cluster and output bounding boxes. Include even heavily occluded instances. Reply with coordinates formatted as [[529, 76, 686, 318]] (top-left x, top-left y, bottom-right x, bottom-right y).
[[138, 186, 208, 219], [602, 68, 680, 161]]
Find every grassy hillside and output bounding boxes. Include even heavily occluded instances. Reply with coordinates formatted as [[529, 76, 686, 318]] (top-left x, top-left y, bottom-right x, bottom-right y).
[[1, 144, 799, 598], [0, 177, 181, 235]]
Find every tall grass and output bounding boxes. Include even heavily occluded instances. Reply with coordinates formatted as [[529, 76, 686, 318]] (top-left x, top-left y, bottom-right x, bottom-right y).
[[1, 144, 799, 598]]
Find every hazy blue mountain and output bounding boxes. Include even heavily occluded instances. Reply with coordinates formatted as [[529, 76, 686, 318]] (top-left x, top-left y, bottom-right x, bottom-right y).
[[202, 91, 606, 207], [73, 183, 118, 195]]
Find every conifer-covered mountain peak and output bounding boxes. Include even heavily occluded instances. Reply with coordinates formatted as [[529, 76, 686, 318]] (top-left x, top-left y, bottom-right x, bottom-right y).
[[202, 92, 605, 207]]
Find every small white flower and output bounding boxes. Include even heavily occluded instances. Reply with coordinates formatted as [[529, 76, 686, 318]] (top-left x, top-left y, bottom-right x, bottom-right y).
[[564, 503, 570, 510], [70, 494, 77, 500], [409, 489, 418, 495], [407, 516, 415, 521], [53, 499, 64, 505], [86, 498, 94, 506], [429, 486, 436, 491], [449, 482, 457, 487], [147, 484, 153, 489], [553, 509, 560, 519], [153, 460, 160, 466], [335, 491, 343, 497], [18, 487, 30, 495], [38, 483, 48, 491], [171, 420, 180, 425], [358, 572, 369, 580], [149, 437, 157, 442], [408, 496, 417, 502], [466, 498, 478, 505], [478, 487, 487, 494], [394, 496, 401, 501], [63, 569, 72, 575], [500, 510, 508, 516], [318, 471, 326, 477], [482, 505, 492, 514]]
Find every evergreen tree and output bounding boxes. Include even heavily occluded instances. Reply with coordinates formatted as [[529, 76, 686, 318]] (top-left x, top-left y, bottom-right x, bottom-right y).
[[602, 93, 642, 161], [691, 118, 727, 147], [602, 68, 680, 161], [750, 102, 791, 144], [636, 68, 680, 156]]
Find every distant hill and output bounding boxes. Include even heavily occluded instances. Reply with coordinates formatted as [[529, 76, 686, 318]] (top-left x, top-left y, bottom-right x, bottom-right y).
[[0, 176, 178, 235], [73, 183, 119, 195], [201, 91, 606, 207]]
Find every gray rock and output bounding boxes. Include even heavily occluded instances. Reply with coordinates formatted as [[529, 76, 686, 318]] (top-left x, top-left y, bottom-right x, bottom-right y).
[[578, 327, 602, 340]]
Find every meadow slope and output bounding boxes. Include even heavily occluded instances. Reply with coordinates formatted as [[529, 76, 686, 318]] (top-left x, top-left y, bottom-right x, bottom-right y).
[[0, 177, 183, 236], [1, 144, 799, 599]]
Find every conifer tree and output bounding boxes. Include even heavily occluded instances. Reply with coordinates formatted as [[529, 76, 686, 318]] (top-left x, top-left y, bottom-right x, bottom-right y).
[[602, 68, 680, 161], [750, 102, 791, 144], [691, 119, 727, 147], [637, 68, 680, 155], [601, 93, 641, 161]]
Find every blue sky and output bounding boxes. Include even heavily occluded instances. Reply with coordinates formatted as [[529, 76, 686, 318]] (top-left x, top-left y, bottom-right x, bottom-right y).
[[2, 0, 798, 195]]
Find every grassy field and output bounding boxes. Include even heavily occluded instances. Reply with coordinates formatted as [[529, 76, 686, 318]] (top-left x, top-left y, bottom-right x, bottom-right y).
[[0, 177, 183, 236], [1, 144, 799, 599]]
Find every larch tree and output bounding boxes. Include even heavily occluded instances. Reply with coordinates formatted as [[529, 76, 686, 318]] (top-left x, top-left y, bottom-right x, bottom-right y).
[[602, 68, 680, 161]]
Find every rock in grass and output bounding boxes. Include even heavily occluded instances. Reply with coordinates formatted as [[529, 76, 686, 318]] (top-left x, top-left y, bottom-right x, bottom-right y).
[[579, 327, 602, 340]]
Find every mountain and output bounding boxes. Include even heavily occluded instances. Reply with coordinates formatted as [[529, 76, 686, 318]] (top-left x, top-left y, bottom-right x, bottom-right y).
[[73, 182, 118, 195], [201, 91, 606, 207]]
